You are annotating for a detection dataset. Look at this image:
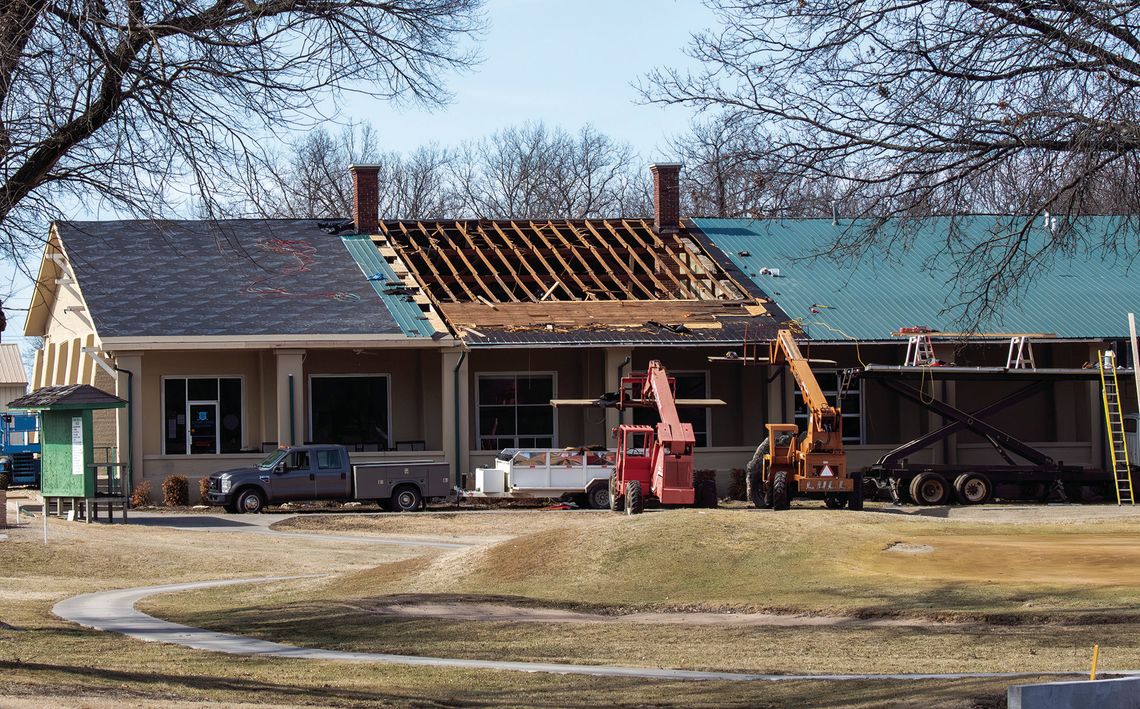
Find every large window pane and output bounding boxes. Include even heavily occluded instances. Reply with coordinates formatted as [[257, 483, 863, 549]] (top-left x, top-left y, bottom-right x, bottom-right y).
[[187, 378, 218, 401], [164, 379, 186, 455], [219, 378, 243, 453], [311, 376, 390, 449], [633, 372, 710, 447], [793, 369, 862, 445], [477, 374, 555, 450]]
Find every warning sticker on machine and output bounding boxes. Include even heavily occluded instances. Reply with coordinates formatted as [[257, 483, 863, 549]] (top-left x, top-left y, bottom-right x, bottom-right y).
[[820, 465, 834, 477]]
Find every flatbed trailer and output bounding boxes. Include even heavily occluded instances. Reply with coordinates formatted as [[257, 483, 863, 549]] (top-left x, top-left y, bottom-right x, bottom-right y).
[[858, 365, 1118, 505], [465, 448, 615, 509]]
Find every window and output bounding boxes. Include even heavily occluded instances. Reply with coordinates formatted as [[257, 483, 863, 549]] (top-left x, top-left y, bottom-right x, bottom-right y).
[[632, 371, 711, 447], [284, 450, 310, 471], [163, 377, 243, 455], [793, 370, 862, 445], [310, 375, 391, 449], [317, 449, 342, 469], [477, 374, 555, 450]]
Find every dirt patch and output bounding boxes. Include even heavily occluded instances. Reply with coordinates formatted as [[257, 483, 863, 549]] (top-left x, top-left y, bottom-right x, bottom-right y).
[[355, 596, 933, 628], [885, 541, 935, 554], [866, 533, 1140, 587]]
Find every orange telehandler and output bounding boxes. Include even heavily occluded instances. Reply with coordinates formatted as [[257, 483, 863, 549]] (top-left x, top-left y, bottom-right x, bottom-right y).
[[745, 329, 863, 511]]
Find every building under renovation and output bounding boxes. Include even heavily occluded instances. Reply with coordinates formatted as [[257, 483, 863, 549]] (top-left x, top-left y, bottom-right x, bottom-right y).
[[21, 164, 1140, 497]]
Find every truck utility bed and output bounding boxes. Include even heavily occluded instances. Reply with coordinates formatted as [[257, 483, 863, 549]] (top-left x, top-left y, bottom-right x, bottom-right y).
[[471, 448, 614, 499]]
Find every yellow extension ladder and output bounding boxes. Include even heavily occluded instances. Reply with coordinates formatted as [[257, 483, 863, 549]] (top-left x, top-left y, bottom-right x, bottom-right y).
[[1098, 351, 1136, 505]]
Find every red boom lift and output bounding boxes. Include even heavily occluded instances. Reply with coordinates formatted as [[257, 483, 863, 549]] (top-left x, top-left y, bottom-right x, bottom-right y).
[[606, 360, 718, 514]]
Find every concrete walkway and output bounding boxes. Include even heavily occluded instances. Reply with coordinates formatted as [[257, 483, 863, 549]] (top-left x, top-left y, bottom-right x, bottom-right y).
[[53, 576, 1109, 683]]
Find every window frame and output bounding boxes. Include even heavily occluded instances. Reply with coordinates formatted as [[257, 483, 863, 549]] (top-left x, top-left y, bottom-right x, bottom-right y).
[[792, 370, 864, 445], [160, 375, 246, 455], [475, 371, 558, 450], [307, 373, 393, 449], [631, 369, 713, 447]]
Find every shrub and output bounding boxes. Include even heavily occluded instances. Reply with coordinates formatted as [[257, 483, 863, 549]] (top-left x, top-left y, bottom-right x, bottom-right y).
[[162, 475, 189, 507], [130, 480, 152, 507], [198, 476, 211, 504]]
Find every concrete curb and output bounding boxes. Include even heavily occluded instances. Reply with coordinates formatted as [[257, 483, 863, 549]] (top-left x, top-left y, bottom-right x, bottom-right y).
[[50, 576, 1122, 683]]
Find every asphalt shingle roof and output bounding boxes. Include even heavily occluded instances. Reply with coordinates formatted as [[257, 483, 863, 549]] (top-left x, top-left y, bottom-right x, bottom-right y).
[[694, 216, 1140, 340], [57, 220, 414, 338], [9, 384, 125, 410]]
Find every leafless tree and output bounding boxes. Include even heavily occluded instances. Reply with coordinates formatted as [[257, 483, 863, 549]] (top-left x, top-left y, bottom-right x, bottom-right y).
[[0, 0, 482, 267], [453, 122, 646, 219], [646, 0, 1140, 323]]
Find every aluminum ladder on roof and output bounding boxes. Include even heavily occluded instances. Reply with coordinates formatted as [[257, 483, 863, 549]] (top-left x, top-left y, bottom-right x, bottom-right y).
[[903, 335, 936, 366], [1098, 350, 1135, 505]]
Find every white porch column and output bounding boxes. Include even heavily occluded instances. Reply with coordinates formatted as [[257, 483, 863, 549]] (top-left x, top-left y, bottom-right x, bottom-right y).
[[604, 348, 632, 435], [1089, 343, 1105, 469], [114, 351, 144, 490], [441, 348, 470, 487], [275, 349, 305, 447]]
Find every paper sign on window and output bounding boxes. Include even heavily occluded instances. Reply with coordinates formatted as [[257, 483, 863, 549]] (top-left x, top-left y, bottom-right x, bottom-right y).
[[71, 416, 84, 476]]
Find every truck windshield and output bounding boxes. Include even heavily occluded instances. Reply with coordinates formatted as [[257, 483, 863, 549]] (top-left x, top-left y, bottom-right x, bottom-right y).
[[258, 450, 287, 469]]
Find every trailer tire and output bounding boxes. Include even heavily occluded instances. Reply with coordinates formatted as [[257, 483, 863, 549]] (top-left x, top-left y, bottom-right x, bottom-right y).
[[586, 483, 611, 510], [849, 472, 865, 511], [625, 480, 644, 515], [697, 479, 718, 508], [771, 471, 789, 511], [390, 485, 423, 512], [909, 472, 950, 506], [953, 473, 992, 505], [609, 472, 623, 512], [235, 488, 266, 514]]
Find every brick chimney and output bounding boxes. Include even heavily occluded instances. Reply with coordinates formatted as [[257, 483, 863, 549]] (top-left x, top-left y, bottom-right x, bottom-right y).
[[650, 162, 682, 234], [350, 164, 380, 234]]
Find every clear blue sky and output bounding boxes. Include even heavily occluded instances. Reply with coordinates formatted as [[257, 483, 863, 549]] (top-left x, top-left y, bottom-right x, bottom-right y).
[[2, 0, 714, 365]]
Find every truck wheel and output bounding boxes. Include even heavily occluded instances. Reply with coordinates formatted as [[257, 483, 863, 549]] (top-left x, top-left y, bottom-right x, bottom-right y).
[[824, 494, 847, 509], [954, 473, 992, 505], [909, 472, 950, 505], [609, 471, 623, 512], [586, 484, 611, 510], [390, 485, 422, 512], [771, 471, 789, 511], [625, 480, 644, 515], [849, 472, 865, 511], [235, 488, 266, 514], [697, 479, 718, 508]]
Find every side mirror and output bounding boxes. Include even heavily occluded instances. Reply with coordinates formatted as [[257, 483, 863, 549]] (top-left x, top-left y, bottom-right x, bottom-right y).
[[274, 462, 286, 474]]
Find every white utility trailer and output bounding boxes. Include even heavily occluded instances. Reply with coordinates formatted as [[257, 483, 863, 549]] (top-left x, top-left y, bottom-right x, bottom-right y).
[[466, 448, 615, 509]]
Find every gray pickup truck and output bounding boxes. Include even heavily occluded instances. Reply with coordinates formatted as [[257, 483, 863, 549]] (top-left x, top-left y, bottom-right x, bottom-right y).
[[205, 444, 451, 513]]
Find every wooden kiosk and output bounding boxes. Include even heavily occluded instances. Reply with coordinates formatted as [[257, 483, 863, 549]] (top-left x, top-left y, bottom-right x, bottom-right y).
[[8, 384, 128, 523]]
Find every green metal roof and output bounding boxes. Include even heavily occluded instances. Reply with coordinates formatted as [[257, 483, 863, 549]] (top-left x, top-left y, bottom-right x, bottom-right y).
[[340, 235, 437, 338], [692, 216, 1140, 340]]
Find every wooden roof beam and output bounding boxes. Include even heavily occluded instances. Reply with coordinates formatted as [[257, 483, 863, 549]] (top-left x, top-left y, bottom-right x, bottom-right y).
[[542, 221, 615, 300], [607, 219, 686, 297], [469, 222, 535, 301], [528, 221, 592, 299], [576, 221, 644, 299], [451, 221, 515, 302], [509, 221, 576, 301], [395, 222, 460, 302], [491, 221, 555, 300], [421, 222, 481, 302]]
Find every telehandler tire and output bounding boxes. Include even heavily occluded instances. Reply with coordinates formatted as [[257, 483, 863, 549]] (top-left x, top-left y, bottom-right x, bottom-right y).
[[609, 471, 623, 512], [771, 471, 789, 511], [625, 480, 644, 515], [848, 472, 865, 511]]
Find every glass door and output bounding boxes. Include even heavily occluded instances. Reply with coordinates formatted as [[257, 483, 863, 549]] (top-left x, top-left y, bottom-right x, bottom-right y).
[[188, 402, 219, 454]]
